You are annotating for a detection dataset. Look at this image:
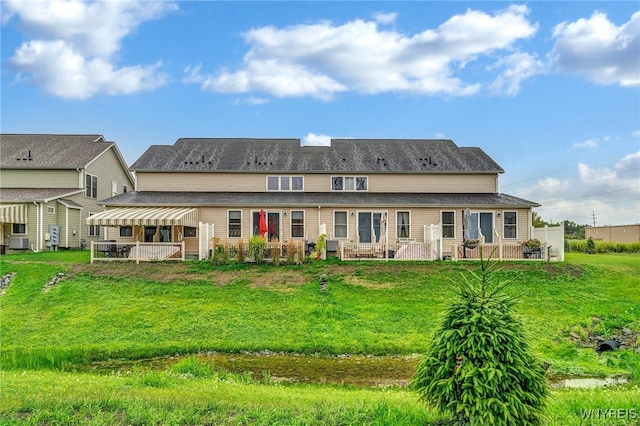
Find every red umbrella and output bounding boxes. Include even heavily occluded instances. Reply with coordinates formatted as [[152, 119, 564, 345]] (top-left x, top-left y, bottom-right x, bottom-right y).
[[259, 209, 267, 238]]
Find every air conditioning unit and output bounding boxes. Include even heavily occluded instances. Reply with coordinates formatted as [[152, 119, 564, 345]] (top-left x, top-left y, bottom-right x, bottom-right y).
[[9, 237, 29, 250]]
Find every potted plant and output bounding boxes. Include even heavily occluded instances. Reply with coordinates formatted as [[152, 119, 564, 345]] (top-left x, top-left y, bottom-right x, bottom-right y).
[[463, 238, 480, 249], [522, 239, 542, 258]]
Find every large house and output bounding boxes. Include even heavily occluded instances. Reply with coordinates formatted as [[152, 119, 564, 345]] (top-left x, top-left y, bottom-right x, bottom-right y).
[[87, 138, 541, 260], [0, 134, 135, 254]]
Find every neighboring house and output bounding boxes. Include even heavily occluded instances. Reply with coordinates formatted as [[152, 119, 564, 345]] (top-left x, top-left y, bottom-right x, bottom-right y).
[[586, 225, 640, 243], [87, 138, 540, 259], [0, 134, 135, 254]]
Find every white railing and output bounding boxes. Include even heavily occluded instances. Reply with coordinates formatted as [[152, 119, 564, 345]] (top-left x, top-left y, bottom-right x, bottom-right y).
[[90, 241, 185, 264], [339, 241, 439, 261], [451, 243, 549, 261]]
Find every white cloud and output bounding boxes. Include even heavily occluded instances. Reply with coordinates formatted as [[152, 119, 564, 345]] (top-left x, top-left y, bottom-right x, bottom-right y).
[[573, 138, 599, 149], [489, 52, 544, 95], [187, 5, 537, 99], [632, 130, 640, 138], [514, 152, 640, 225], [3, 0, 177, 99], [374, 12, 397, 25], [301, 133, 333, 146], [548, 11, 640, 87]]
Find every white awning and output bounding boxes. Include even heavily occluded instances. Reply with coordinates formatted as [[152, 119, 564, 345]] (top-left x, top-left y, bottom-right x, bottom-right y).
[[86, 207, 198, 228], [0, 204, 27, 223]]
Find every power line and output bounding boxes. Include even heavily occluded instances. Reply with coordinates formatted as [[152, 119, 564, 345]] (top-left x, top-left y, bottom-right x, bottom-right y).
[[535, 186, 640, 205], [501, 147, 639, 188]]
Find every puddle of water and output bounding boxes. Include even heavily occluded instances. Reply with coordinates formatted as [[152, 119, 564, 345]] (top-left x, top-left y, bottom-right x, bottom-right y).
[[82, 352, 420, 387], [550, 376, 629, 389], [80, 352, 630, 390]]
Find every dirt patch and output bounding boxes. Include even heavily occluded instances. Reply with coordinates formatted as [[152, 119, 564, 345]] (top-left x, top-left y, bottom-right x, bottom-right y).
[[69, 262, 309, 288]]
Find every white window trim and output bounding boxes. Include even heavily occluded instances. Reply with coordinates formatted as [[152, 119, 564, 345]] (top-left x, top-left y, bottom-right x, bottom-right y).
[[12, 223, 27, 235], [333, 210, 349, 239], [227, 209, 243, 238], [330, 175, 369, 191], [503, 211, 518, 239], [46, 206, 56, 214], [88, 212, 101, 237], [396, 210, 411, 239], [441, 210, 456, 239], [290, 210, 305, 239], [266, 175, 304, 192], [86, 174, 98, 199]]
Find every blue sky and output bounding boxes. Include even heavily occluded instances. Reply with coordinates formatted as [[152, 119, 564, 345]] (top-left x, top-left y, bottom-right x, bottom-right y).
[[2, 1, 638, 226]]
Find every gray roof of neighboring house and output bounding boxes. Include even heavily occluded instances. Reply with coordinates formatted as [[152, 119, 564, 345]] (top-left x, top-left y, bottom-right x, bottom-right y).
[[0, 188, 83, 202], [100, 191, 540, 208], [0, 134, 113, 169], [131, 138, 505, 174]]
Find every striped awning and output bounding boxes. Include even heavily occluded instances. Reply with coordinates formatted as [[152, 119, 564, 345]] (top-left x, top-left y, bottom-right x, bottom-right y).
[[86, 207, 198, 228], [0, 204, 27, 223]]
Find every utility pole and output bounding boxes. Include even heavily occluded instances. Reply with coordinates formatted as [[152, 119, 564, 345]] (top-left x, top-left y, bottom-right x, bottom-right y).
[[591, 211, 597, 227]]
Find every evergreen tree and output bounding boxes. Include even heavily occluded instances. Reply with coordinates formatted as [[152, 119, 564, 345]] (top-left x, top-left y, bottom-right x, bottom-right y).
[[411, 251, 548, 425]]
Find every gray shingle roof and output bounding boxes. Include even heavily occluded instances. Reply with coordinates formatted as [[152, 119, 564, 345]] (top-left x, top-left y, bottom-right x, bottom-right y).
[[0, 134, 113, 169], [131, 138, 504, 174], [0, 188, 83, 202], [101, 191, 539, 208]]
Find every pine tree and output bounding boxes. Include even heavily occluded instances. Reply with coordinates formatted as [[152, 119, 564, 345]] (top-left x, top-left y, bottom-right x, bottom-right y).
[[411, 250, 548, 425]]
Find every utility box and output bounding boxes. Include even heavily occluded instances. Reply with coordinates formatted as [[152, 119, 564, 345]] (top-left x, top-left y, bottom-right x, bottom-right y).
[[48, 224, 60, 247]]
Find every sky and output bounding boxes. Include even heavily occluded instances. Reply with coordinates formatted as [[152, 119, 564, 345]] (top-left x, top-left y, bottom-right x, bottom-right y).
[[1, 1, 639, 227]]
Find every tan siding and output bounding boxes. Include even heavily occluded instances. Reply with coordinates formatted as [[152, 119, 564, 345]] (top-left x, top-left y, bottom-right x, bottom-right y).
[[86, 148, 135, 200], [137, 172, 498, 193], [0, 169, 79, 188]]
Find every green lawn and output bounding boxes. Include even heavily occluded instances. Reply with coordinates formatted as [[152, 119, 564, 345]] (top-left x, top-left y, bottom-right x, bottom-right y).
[[1, 251, 638, 424]]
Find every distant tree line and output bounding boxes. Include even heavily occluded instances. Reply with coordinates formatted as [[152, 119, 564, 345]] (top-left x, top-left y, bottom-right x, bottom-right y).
[[532, 212, 585, 239]]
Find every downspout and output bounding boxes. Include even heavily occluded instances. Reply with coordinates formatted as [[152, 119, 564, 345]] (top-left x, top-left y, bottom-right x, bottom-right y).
[[317, 206, 321, 239], [65, 205, 69, 248], [33, 201, 41, 252]]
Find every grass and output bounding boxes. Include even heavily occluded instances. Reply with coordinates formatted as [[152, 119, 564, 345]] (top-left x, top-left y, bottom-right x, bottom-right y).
[[1, 250, 639, 424]]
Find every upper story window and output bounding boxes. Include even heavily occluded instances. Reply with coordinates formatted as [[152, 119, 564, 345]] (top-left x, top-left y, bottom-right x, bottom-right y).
[[123, 185, 128, 193], [86, 174, 98, 198], [111, 181, 118, 196], [331, 176, 368, 191], [267, 176, 303, 191]]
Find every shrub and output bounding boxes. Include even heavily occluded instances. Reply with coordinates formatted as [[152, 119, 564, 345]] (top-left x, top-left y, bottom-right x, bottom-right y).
[[286, 240, 297, 264], [248, 235, 267, 264], [236, 240, 245, 262], [411, 252, 548, 425], [585, 237, 596, 254]]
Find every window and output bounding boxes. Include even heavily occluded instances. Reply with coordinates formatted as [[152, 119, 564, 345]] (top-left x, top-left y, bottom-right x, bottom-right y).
[[331, 176, 368, 191], [228, 210, 242, 237], [184, 226, 197, 238], [120, 226, 133, 237], [357, 212, 384, 243], [466, 212, 494, 243], [85, 174, 98, 198], [397, 211, 410, 238], [334, 211, 348, 238], [123, 185, 128, 193], [291, 210, 305, 238], [89, 224, 100, 237], [46, 206, 56, 214], [503, 211, 517, 239], [88, 213, 100, 237], [112, 181, 118, 196], [12, 223, 26, 235], [267, 176, 304, 191], [442, 211, 455, 238]]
